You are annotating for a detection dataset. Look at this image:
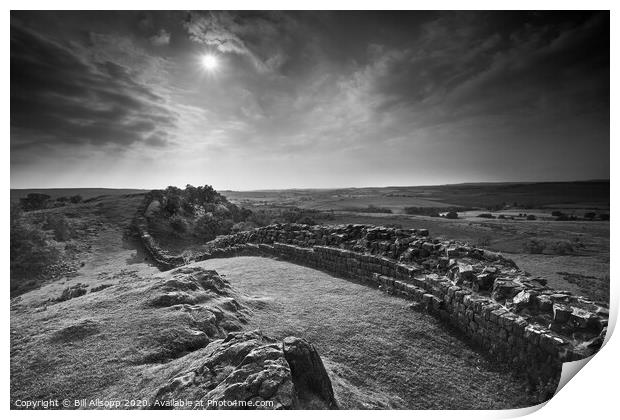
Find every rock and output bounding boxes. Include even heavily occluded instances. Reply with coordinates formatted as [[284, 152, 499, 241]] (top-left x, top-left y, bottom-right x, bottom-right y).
[[51, 319, 99, 342], [282, 337, 338, 409], [491, 279, 523, 301], [143, 328, 210, 363], [152, 331, 337, 410], [458, 264, 475, 283], [54, 283, 88, 302], [536, 294, 554, 313], [553, 304, 572, 323], [570, 308, 597, 330], [481, 250, 500, 262], [205, 343, 295, 409], [150, 291, 202, 307], [512, 290, 536, 311], [474, 272, 495, 291], [149, 268, 235, 307]]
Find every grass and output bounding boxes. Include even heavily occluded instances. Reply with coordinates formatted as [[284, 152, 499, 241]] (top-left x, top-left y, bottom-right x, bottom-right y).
[[196, 257, 537, 409]]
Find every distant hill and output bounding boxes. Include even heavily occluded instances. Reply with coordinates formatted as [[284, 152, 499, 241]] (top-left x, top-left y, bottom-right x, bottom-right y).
[[10, 188, 147, 202], [12, 180, 609, 210]]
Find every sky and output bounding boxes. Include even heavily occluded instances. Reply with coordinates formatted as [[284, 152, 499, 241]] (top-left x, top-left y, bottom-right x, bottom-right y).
[[10, 11, 610, 190]]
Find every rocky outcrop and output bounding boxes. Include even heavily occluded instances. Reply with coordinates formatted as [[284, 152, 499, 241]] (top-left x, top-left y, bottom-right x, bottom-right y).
[[141, 267, 249, 363], [151, 330, 336, 410]]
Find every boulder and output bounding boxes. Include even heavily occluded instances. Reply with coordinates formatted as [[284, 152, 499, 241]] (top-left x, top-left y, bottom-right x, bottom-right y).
[[152, 331, 337, 410], [282, 337, 338, 409]]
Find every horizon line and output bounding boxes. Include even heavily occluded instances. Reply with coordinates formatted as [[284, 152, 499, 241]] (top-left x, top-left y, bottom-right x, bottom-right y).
[[10, 179, 610, 193]]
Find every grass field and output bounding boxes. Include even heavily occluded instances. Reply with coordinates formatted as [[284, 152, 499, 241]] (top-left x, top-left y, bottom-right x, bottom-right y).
[[196, 257, 536, 409], [222, 181, 609, 213]]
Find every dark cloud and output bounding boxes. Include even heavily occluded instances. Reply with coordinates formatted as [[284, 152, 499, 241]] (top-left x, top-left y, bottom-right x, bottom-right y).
[[10, 22, 177, 156], [346, 11, 609, 130]]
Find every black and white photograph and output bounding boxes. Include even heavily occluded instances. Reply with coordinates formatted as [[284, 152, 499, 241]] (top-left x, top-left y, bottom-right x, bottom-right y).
[[8, 5, 613, 413]]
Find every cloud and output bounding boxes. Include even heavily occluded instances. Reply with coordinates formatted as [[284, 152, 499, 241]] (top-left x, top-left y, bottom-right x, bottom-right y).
[[10, 23, 177, 158], [149, 29, 170, 46], [183, 11, 294, 73], [332, 11, 608, 133]]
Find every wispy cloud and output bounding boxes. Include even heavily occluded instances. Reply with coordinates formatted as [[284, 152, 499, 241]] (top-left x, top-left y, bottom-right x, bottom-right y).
[[149, 29, 171, 46], [11, 24, 178, 158]]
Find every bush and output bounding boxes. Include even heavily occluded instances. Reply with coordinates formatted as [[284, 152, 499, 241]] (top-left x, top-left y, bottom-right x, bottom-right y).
[[486, 203, 506, 211], [524, 239, 546, 254], [10, 206, 60, 284], [169, 214, 188, 232], [551, 240, 574, 255], [231, 221, 258, 233], [218, 219, 235, 235], [551, 210, 564, 217], [477, 213, 495, 219], [445, 211, 458, 219], [344, 205, 393, 214], [43, 214, 73, 241], [195, 214, 219, 239], [19, 193, 51, 211], [247, 210, 272, 227], [69, 195, 83, 204], [164, 194, 182, 216], [404, 206, 474, 216]]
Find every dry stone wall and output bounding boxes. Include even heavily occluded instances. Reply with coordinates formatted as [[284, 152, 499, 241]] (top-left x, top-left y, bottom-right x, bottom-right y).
[[133, 195, 609, 397]]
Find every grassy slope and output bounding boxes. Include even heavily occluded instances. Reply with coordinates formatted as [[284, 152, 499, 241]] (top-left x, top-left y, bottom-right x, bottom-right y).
[[196, 257, 536, 409]]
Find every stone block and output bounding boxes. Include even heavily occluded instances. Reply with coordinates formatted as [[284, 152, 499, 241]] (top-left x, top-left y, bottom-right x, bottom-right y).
[[553, 304, 572, 323]]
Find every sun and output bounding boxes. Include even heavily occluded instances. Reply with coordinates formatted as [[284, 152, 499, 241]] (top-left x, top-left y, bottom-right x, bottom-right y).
[[201, 54, 219, 71]]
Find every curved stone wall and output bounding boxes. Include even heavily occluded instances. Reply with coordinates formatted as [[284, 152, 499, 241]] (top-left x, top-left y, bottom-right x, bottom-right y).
[[133, 194, 609, 398]]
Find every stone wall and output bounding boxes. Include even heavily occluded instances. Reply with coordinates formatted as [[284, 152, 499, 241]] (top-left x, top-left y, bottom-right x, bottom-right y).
[[133, 196, 609, 398]]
